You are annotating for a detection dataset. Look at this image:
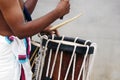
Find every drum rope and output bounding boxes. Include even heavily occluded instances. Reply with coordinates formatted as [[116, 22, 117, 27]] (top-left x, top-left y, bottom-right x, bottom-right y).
[[77, 40, 94, 80], [34, 34, 43, 80], [83, 41, 97, 80], [31, 51, 38, 68], [82, 40, 91, 80], [82, 55, 90, 80], [72, 53, 77, 80], [86, 43, 97, 80], [30, 47, 39, 79], [77, 45, 89, 80], [46, 35, 55, 77], [38, 38, 50, 80], [30, 47, 39, 62], [58, 51, 63, 80], [50, 36, 65, 79], [35, 53, 41, 79], [37, 51, 44, 80], [64, 37, 78, 80], [35, 47, 42, 80]]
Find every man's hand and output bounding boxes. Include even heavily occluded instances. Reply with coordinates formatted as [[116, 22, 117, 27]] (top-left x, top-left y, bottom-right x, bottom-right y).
[[55, 0, 70, 19], [41, 25, 59, 36]]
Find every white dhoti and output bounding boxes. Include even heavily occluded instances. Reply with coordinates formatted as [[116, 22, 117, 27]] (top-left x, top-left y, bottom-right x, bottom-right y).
[[0, 35, 32, 80]]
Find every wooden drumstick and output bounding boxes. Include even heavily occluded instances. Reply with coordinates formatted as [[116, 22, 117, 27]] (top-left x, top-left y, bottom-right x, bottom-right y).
[[31, 13, 82, 47], [50, 13, 83, 30]]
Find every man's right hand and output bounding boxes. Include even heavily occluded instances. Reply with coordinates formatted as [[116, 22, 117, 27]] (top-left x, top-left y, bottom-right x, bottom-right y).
[[55, 0, 70, 18]]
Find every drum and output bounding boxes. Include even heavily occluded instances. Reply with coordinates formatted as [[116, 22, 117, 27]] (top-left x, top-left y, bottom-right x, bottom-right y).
[[34, 35, 96, 80]]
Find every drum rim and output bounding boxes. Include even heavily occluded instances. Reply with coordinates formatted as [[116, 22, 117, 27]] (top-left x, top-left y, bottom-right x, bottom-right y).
[[45, 35, 92, 46], [42, 36, 94, 55]]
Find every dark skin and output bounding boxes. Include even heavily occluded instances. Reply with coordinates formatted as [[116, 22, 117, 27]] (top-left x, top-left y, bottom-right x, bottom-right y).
[[23, 0, 38, 15], [0, 0, 70, 39], [0, 0, 37, 36]]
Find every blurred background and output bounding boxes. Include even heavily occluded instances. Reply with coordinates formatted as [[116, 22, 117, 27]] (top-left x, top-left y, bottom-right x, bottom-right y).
[[31, 0, 120, 80]]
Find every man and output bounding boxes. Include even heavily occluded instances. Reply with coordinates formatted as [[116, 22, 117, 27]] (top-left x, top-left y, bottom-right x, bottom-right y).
[[0, 0, 70, 80]]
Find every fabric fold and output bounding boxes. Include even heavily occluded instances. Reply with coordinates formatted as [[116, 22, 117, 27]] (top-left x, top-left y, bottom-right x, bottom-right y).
[[0, 35, 32, 80]]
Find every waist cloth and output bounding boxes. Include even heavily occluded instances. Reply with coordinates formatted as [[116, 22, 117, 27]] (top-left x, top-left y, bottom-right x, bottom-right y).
[[0, 35, 32, 80]]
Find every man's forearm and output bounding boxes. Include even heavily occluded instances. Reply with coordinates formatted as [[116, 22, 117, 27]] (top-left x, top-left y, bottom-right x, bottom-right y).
[[24, 0, 38, 14]]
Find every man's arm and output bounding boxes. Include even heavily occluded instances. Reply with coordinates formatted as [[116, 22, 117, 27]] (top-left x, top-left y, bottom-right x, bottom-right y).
[[0, 0, 70, 39], [24, 0, 38, 14]]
